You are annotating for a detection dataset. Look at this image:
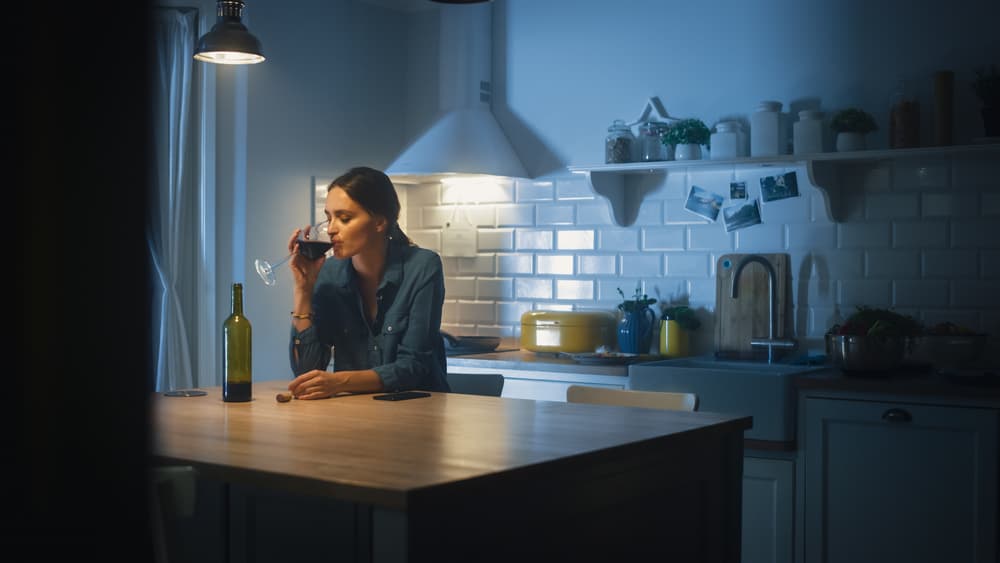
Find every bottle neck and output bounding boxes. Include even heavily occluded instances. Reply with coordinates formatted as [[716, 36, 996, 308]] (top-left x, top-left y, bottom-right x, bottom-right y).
[[232, 283, 244, 315]]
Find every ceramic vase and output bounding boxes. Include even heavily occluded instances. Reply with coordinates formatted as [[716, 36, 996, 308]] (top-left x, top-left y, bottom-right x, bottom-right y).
[[673, 143, 702, 161], [617, 309, 655, 354], [835, 132, 866, 152]]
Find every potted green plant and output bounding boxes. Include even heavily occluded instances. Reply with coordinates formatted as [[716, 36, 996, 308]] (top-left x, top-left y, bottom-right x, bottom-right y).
[[661, 118, 711, 160], [830, 108, 877, 152], [972, 64, 1000, 137], [616, 285, 656, 354], [658, 304, 701, 357]]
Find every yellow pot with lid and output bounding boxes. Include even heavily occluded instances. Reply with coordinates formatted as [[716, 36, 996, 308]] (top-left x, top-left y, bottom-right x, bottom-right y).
[[520, 310, 617, 353]]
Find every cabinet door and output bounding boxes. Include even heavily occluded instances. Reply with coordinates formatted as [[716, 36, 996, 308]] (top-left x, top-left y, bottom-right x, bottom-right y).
[[802, 398, 998, 563], [743, 456, 794, 563]]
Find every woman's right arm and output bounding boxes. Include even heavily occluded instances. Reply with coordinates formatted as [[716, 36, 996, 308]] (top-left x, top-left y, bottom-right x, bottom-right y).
[[287, 227, 329, 375]]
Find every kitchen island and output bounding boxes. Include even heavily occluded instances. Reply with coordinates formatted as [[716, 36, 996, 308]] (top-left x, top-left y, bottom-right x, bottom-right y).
[[153, 382, 751, 563]]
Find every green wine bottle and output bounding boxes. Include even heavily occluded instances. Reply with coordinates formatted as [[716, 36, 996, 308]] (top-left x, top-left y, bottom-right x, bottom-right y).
[[223, 282, 252, 402]]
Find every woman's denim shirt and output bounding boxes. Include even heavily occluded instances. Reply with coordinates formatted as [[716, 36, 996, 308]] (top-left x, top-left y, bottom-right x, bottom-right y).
[[289, 243, 449, 392]]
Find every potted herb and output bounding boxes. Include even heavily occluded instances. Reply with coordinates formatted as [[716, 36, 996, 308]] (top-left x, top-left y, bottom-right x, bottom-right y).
[[658, 304, 701, 358], [972, 64, 1000, 137], [661, 118, 711, 161], [830, 108, 877, 152], [616, 285, 656, 354]]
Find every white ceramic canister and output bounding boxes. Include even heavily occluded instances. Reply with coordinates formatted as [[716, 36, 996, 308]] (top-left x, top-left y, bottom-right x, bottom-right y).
[[751, 101, 784, 157], [793, 110, 824, 155], [710, 121, 743, 160]]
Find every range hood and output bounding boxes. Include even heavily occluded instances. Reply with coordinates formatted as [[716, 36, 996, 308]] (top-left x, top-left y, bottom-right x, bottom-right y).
[[387, 2, 526, 183]]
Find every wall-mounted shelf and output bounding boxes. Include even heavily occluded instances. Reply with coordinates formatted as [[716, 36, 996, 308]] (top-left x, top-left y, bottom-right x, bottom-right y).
[[568, 142, 1000, 225]]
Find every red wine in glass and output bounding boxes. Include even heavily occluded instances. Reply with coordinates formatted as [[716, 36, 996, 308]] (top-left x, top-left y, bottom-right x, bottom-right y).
[[254, 220, 331, 286]]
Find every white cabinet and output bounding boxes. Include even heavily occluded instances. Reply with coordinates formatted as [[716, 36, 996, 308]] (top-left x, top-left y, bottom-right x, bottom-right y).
[[743, 454, 795, 563], [799, 395, 998, 563]]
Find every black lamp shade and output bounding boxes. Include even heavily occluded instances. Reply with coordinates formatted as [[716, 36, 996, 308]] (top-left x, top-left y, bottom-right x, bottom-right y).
[[194, 1, 265, 65]]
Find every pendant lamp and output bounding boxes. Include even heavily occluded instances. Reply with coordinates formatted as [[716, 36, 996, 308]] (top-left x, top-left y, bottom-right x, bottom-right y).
[[194, 0, 265, 65]]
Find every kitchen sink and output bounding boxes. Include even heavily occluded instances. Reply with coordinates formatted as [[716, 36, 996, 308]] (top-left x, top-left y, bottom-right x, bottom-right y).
[[628, 355, 827, 442]]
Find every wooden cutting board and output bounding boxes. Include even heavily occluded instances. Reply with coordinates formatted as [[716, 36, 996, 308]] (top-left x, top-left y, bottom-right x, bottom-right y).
[[715, 253, 789, 360]]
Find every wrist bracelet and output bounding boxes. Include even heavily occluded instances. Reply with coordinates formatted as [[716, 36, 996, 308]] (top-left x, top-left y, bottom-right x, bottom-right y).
[[290, 312, 313, 320]]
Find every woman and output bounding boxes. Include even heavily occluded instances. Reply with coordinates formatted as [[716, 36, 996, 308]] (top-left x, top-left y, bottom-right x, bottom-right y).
[[286, 166, 449, 399]]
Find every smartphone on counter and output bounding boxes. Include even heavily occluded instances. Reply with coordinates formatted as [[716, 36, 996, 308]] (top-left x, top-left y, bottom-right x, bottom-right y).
[[373, 391, 431, 401]]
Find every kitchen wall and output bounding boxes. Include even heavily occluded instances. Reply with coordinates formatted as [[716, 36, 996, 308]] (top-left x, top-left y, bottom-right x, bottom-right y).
[[195, 0, 999, 379]]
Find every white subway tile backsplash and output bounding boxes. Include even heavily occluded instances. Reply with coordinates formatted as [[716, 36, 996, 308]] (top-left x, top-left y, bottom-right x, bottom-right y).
[[497, 301, 532, 324], [599, 229, 640, 251], [923, 249, 978, 279], [516, 180, 554, 202], [664, 253, 711, 277], [557, 230, 595, 250], [951, 280, 1000, 307], [409, 230, 441, 251], [840, 280, 891, 307], [457, 301, 496, 323], [621, 254, 663, 277], [477, 278, 513, 300], [688, 225, 733, 250], [579, 255, 617, 275], [665, 200, 711, 225], [515, 278, 553, 299], [497, 254, 532, 275], [790, 250, 865, 280], [408, 153, 998, 337], [866, 250, 919, 279], [478, 229, 513, 251], [555, 176, 595, 200], [865, 193, 920, 219], [893, 220, 947, 248], [457, 255, 496, 275], [634, 200, 663, 225], [515, 229, 553, 250], [537, 204, 575, 225], [497, 204, 535, 226], [920, 193, 960, 217], [537, 255, 574, 275], [735, 223, 784, 250], [464, 205, 497, 226], [643, 227, 685, 250], [893, 159, 949, 191], [893, 280, 949, 307], [445, 277, 476, 299], [838, 222, 890, 249], [952, 220, 999, 248], [786, 224, 836, 250], [556, 279, 594, 300]]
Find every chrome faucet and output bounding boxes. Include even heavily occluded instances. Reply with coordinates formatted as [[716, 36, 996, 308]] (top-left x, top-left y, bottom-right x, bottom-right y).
[[730, 255, 797, 363]]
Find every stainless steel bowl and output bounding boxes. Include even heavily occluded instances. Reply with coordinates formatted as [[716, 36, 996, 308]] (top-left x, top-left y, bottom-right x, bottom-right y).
[[825, 334, 906, 373]]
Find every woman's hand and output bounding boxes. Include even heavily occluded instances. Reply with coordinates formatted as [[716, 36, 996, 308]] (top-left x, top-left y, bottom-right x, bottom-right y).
[[287, 227, 325, 288], [288, 369, 342, 400]]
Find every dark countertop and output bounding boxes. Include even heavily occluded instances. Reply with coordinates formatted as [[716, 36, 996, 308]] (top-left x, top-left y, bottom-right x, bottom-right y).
[[794, 364, 1000, 404]]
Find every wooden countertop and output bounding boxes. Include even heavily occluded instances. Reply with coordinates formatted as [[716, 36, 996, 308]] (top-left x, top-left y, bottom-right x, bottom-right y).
[[794, 366, 1000, 404], [152, 382, 751, 510]]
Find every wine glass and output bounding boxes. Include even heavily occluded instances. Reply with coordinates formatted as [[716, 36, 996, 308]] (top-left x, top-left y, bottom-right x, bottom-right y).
[[254, 219, 332, 286]]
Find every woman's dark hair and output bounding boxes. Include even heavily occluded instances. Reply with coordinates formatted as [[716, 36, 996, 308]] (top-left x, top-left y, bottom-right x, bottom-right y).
[[328, 166, 411, 245]]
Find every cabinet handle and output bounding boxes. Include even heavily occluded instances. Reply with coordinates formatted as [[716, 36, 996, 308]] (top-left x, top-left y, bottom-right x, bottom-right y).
[[881, 408, 912, 423]]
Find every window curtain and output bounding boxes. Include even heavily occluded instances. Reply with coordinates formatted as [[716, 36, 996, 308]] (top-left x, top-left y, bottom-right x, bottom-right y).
[[150, 8, 199, 392]]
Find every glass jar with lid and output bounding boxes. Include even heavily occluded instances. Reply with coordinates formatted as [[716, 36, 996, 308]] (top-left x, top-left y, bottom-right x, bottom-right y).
[[605, 119, 635, 164], [710, 121, 744, 160], [638, 121, 668, 162], [751, 100, 785, 157]]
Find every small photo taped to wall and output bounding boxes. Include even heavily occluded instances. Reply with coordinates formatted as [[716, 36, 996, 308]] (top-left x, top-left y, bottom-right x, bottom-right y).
[[723, 198, 762, 232], [730, 181, 747, 199], [760, 171, 799, 202], [684, 185, 725, 222]]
